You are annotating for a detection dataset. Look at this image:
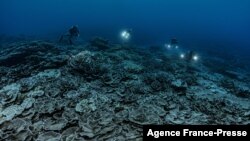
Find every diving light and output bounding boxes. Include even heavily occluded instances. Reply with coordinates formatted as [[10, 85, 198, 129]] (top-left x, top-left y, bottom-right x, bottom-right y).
[[120, 30, 130, 40], [180, 53, 185, 59], [193, 55, 199, 61], [164, 44, 171, 49]]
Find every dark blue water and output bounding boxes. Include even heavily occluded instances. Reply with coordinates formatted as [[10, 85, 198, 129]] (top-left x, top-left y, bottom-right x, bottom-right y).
[[1, 0, 250, 53]]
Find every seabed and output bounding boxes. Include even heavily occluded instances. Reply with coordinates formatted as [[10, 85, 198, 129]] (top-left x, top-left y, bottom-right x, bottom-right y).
[[0, 37, 249, 140]]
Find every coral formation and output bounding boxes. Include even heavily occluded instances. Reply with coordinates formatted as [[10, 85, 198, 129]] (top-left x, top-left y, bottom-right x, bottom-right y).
[[68, 51, 106, 79], [0, 39, 249, 140], [88, 37, 110, 50]]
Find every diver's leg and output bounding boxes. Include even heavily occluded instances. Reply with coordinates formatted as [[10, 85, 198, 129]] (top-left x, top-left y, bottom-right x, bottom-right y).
[[69, 36, 73, 45]]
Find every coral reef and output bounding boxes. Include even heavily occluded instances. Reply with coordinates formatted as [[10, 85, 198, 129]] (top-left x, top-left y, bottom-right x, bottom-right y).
[[0, 39, 249, 140], [88, 37, 110, 50], [68, 51, 107, 79]]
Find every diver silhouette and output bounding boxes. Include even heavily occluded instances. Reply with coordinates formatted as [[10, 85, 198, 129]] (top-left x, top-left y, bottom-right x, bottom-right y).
[[170, 38, 178, 47], [59, 25, 80, 45]]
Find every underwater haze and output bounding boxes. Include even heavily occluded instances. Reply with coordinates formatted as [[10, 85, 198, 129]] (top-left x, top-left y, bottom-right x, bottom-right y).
[[1, 0, 250, 48], [0, 1, 250, 140]]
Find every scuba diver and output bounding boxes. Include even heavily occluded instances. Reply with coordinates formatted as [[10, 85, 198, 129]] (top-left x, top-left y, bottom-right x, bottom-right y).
[[187, 51, 195, 61], [183, 51, 199, 62], [171, 38, 178, 45], [170, 38, 179, 48], [59, 25, 80, 45], [165, 38, 179, 49]]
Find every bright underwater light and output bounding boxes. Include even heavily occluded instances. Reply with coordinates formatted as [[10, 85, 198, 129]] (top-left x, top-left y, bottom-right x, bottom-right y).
[[164, 44, 180, 50], [193, 55, 199, 61], [120, 30, 130, 40], [180, 53, 185, 59], [164, 44, 171, 49]]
